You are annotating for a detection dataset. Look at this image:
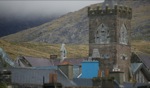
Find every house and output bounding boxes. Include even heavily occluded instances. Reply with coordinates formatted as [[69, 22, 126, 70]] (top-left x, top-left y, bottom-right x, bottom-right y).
[[131, 52, 150, 83], [8, 67, 76, 88], [15, 56, 85, 67], [15, 56, 60, 67]]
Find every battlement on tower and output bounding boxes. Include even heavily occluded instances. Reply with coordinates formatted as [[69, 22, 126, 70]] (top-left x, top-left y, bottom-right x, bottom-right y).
[[88, 5, 132, 19]]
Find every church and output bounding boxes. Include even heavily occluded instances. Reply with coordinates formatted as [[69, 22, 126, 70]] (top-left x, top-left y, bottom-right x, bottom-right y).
[[88, 0, 149, 84], [0, 0, 150, 88]]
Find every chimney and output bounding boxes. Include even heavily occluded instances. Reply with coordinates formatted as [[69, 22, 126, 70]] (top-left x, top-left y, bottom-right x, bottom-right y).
[[50, 55, 57, 60], [98, 69, 109, 78], [58, 62, 73, 80], [105, 68, 109, 77], [49, 73, 57, 83], [98, 69, 102, 77]]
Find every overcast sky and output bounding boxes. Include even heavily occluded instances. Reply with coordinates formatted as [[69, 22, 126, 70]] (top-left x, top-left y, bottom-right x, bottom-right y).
[[0, 1, 104, 18]]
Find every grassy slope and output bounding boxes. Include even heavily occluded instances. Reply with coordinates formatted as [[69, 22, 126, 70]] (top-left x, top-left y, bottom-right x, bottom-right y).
[[131, 40, 150, 54], [0, 39, 150, 60], [0, 40, 88, 60]]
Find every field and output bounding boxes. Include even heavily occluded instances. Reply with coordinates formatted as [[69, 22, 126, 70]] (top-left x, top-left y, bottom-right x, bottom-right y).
[[0, 39, 88, 60], [0, 39, 149, 60]]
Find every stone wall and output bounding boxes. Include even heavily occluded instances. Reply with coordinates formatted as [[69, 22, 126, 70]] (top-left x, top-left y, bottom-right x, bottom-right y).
[[88, 4, 132, 82]]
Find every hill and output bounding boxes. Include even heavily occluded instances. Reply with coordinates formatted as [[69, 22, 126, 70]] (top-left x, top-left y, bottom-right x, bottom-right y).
[[1, 0, 150, 43], [0, 40, 88, 59], [131, 40, 150, 54], [0, 39, 150, 60]]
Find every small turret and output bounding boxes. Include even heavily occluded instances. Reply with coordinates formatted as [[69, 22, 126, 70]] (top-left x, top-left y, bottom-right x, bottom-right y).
[[60, 43, 67, 62], [102, 0, 118, 9]]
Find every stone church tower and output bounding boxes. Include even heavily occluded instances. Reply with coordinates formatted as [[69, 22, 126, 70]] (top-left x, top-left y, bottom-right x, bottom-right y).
[[88, 0, 132, 81]]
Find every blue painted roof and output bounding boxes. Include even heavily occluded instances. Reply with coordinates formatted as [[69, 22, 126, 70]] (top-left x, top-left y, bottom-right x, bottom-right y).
[[82, 60, 99, 63], [80, 60, 99, 78]]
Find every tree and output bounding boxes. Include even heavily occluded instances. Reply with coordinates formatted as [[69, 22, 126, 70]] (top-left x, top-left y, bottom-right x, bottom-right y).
[[0, 82, 7, 88]]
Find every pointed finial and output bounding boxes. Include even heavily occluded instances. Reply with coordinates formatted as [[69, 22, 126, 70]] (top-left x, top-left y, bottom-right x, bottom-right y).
[[102, 0, 118, 9], [60, 43, 67, 62]]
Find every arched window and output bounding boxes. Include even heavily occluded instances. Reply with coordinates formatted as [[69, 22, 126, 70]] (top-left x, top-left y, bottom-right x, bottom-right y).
[[119, 24, 128, 45], [95, 23, 110, 44]]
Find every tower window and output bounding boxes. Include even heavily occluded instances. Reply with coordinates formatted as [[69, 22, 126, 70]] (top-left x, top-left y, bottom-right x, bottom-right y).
[[119, 24, 128, 45], [95, 23, 110, 44], [101, 54, 110, 59], [122, 56, 126, 60], [120, 54, 127, 60]]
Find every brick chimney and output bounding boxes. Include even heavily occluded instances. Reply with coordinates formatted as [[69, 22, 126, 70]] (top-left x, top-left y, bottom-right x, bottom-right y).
[[98, 68, 109, 77], [58, 62, 73, 80], [49, 73, 57, 83], [43, 73, 62, 88], [105, 68, 109, 77]]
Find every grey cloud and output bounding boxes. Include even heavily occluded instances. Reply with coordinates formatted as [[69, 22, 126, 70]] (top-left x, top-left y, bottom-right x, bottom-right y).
[[0, 1, 104, 18]]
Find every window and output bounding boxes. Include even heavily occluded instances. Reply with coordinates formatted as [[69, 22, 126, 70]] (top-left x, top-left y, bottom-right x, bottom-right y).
[[119, 24, 128, 45], [101, 54, 110, 59], [120, 54, 127, 60], [95, 23, 110, 44], [122, 56, 126, 60]]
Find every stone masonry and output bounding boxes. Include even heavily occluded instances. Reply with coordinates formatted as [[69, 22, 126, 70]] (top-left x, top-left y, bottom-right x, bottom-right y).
[[88, 4, 132, 82]]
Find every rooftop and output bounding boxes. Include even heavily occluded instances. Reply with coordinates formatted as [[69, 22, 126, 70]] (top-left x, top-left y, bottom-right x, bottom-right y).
[[8, 67, 76, 87]]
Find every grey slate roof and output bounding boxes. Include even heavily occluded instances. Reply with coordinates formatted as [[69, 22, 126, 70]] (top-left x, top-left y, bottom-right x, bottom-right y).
[[21, 56, 53, 67], [16, 56, 85, 67], [9, 67, 76, 87], [73, 78, 93, 87], [136, 52, 150, 69], [63, 58, 85, 65], [123, 82, 149, 88], [73, 78, 121, 88]]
